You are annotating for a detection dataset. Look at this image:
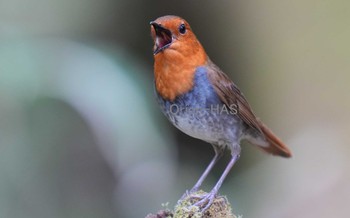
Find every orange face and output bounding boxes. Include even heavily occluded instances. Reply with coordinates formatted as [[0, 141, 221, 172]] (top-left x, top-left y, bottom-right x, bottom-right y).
[[150, 15, 200, 56]]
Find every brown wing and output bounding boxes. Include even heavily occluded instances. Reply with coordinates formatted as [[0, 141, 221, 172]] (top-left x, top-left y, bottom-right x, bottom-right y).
[[207, 60, 292, 157], [206, 60, 263, 134]]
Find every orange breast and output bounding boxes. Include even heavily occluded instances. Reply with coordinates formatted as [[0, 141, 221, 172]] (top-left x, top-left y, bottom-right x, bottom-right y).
[[154, 42, 207, 101]]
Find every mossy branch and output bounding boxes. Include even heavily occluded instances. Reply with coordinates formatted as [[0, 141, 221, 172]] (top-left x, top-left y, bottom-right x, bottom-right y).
[[145, 190, 241, 218]]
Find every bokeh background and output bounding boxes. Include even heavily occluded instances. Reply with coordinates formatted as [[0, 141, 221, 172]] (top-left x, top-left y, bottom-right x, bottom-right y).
[[1, 0, 350, 217]]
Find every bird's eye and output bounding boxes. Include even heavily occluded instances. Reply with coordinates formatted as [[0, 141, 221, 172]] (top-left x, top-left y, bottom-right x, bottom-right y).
[[179, 24, 186, 34]]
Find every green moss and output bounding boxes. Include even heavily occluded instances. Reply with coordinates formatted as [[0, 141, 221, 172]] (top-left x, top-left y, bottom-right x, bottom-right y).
[[145, 190, 241, 218], [173, 190, 238, 218]]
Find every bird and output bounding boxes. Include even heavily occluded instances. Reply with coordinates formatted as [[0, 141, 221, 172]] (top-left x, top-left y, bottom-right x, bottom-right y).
[[150, 15, 292, 211]]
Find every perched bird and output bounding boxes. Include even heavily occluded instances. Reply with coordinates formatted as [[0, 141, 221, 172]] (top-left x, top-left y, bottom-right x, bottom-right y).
[[150, 15, 292, 211]]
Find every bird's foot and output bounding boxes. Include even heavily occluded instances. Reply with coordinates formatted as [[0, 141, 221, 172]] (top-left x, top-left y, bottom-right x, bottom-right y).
[[179, 190, 190, 201], [192, 190, 217, 212], [179, 187, 200, 200], [174, 190, 233, 217]]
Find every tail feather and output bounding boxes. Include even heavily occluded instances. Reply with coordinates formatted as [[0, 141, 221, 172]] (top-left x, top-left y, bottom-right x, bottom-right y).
[[256, 120, 292, 158]]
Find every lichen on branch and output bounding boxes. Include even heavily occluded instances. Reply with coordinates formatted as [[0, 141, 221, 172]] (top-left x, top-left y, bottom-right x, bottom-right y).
[[145, 190, 240, 218]]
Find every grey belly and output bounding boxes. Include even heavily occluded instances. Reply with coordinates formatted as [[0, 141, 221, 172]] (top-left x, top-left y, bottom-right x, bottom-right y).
[[167, 109, 242, 145]]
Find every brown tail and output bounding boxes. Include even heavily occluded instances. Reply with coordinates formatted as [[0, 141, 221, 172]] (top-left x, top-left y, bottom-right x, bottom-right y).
[[257, 120, 292, 158]]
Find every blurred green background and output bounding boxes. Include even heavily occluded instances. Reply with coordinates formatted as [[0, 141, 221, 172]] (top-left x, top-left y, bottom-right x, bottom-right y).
[[1, 0, 350, 217]]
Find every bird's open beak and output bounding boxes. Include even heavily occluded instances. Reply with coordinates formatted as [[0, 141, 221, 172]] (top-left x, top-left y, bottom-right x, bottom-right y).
[[150, 21, 172, 55]]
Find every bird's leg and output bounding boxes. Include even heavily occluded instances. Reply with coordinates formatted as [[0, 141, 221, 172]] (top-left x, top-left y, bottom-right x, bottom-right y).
[[190, 145, 224, 193], [181, 145, 224, 199], [194, 146, 240, 212]]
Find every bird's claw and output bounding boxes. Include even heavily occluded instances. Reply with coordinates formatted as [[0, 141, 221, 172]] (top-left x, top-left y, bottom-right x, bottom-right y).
[[180, 187, 201, 200], [179, 189, 190, 200], [192, 191, 216, 212]]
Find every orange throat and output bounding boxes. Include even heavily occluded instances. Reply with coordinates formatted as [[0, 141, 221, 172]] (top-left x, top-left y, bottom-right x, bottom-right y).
[[154, 44, 207, 101]]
